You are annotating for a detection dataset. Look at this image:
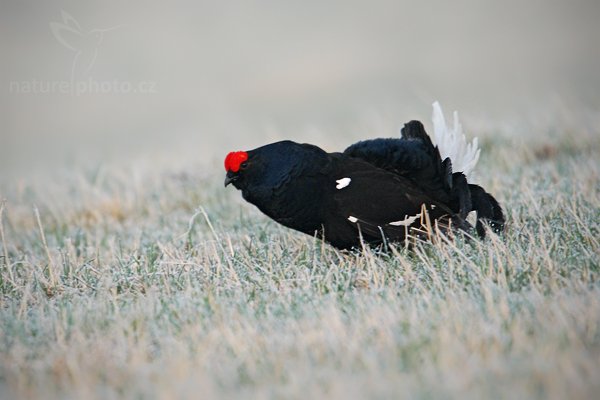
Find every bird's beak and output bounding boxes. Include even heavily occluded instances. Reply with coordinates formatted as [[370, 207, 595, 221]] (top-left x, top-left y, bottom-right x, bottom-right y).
[[224, 172, 237, 187]]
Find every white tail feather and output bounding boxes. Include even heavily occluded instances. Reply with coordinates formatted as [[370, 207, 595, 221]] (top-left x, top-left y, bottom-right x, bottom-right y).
[[430, 101, 480, 179]]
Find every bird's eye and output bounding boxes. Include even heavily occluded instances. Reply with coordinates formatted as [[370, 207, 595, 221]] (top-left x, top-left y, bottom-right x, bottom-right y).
[[240, 161, 248, 169]]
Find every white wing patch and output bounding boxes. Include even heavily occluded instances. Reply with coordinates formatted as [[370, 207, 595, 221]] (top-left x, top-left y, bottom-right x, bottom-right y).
[[347, 216, 358, 223], [336, 177, 351, 189], [389, 213, 421, 227]]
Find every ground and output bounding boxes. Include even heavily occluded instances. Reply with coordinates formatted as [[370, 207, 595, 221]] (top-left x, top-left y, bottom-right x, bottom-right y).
[[0, 125, 599, 399]]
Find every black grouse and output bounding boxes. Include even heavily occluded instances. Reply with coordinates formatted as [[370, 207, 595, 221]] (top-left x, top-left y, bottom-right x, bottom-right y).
[[224, 120, 504, 250]]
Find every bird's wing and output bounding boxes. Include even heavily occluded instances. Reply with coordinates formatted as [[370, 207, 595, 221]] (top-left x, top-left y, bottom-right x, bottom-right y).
[[323, 163, 456, 246], [343, 121, 454, 202]]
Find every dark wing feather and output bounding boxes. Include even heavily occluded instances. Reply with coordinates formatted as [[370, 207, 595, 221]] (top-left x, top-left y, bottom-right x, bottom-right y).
[[343, 121, 454, 200], [468, 184, 505, 237], [343, 120, 479, 221], [320, 158, 461, 249]]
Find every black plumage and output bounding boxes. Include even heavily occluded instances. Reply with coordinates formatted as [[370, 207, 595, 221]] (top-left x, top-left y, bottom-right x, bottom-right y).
[[224, 121, 504, 250], [344, 121, 504, 235]]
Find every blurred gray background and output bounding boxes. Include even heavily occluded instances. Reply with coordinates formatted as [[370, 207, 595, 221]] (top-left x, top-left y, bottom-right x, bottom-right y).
[[2, 0, 599, 175]]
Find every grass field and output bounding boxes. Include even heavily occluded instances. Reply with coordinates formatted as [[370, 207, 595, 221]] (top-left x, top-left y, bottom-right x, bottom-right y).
[[0, 120, 599, 399]]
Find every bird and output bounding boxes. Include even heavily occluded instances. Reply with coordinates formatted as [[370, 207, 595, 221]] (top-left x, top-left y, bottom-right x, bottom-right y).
[[224, 104, 504, 250]]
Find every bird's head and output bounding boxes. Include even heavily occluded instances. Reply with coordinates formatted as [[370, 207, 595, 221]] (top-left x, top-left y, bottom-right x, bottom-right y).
[[224, 141, 326, 196], [224, 150, 249, 188]]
